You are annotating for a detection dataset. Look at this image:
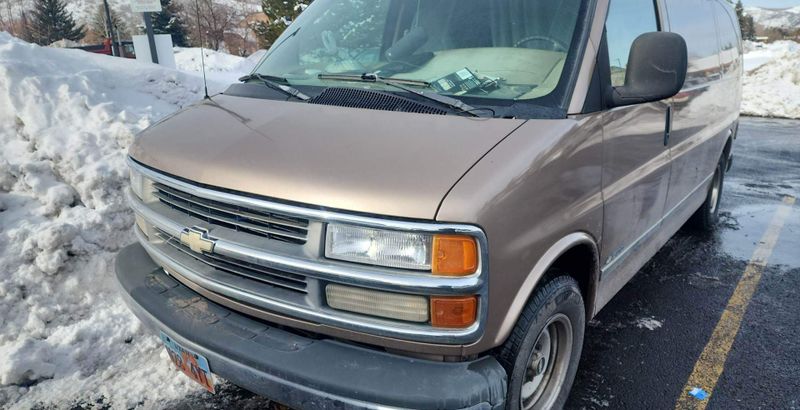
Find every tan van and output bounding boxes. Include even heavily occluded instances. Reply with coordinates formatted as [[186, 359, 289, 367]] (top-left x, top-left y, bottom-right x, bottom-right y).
[[117, 0, 742, 408]]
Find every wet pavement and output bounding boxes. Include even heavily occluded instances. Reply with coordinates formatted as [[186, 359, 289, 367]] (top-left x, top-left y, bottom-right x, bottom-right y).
[[172, 117, 799, 410]]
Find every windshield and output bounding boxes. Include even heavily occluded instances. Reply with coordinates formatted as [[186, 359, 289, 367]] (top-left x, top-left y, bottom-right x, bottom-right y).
[[252, 0, 582, 105]]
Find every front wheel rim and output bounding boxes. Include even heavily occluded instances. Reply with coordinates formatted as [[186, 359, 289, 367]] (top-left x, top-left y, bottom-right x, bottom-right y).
[[520, 314, 573, 409], [709, 165, 722, 215]]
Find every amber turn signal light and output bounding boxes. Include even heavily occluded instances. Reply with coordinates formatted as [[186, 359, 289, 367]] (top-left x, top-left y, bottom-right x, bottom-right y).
[[431, 234, 478, 276], [430, 296, 478, 328]]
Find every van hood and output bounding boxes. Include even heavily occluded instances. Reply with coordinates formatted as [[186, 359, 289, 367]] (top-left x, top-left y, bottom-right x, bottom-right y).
[[129, 94, 524, 219]]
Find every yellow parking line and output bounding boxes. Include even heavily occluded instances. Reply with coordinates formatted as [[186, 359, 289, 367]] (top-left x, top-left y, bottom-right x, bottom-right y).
[[675, 195, 796, 410]]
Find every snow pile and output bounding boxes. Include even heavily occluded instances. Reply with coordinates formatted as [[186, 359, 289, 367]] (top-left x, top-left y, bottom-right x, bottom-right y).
[[174, 47, 246, 73], [173, 47, 263, 84], [743, 40, 800, 71], [0, 32, 212, 408], [742, 41, 800, 119]]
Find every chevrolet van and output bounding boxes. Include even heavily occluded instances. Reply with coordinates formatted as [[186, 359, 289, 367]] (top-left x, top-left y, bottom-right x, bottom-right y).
[[116, 0, 742, 408]]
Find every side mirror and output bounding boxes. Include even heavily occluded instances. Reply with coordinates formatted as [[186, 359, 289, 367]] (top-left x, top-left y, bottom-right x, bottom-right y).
[[609, 32, 688, 108]]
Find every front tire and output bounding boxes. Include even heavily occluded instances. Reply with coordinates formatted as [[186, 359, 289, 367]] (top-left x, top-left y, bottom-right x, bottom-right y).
[[688, 155, 726, 231], [497, 276, 585, 409]]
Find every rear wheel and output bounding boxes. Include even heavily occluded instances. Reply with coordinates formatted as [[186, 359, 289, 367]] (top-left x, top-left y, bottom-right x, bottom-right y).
[[497, 276, 585, 409], [689, 155, 726, 231]]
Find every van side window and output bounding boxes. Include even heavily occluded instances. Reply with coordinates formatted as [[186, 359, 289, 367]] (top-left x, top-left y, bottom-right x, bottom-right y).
[[605, 0, 659, 87], [713, 0, 741, 76], [665, 0, 721, 87]]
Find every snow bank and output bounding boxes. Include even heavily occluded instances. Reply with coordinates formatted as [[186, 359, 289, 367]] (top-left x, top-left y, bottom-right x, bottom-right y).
[[742, 41, 800, 119], [0, 32, 211, 408], [743, 40, 800, 71], [173, 47, 264, 84]]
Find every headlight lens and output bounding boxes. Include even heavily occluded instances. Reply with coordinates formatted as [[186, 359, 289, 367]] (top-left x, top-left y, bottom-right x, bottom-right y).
[[128, 165, 153, 202], [325, 224, 479, 275], [325, 224, 433, 270], [129, 167, 145, 199]]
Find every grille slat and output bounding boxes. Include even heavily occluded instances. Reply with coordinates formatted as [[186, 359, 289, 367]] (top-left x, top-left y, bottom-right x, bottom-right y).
[[156, 184, 309, 229], [157, 231, 308, 293], [153, 183, 309, 244]]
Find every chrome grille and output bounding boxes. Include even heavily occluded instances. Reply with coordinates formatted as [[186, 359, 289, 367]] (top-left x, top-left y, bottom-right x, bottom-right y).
[[155, 229, 308, 294], [153, 183, 309, 244]]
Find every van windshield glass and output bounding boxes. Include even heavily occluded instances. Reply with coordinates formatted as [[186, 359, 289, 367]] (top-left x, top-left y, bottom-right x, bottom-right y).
[[251, 0, 582, 103]]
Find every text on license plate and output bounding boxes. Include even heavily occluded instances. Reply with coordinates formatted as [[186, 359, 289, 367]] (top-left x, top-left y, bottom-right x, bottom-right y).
[[160, 331, 215, 393]]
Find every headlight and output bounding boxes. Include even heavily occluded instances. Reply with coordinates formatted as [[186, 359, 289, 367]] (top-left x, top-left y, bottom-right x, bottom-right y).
[[325, 224, 478, 275], [128, 165, 153, 201], [129, 166, 145, 199], [325, 224, 432, 270]]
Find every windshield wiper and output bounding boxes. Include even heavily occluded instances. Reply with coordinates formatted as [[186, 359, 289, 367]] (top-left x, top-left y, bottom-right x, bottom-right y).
[[317, 73, 481, 117], [239, 73, 310, 101]]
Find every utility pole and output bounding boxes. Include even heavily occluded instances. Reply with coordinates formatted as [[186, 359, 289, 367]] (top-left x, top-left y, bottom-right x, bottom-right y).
[[102, 0, 120, 57], [143, 12, 159, 64]]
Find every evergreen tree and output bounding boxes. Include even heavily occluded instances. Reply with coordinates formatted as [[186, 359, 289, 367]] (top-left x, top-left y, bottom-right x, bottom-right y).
[[252, 0, 312, 49], [150, 0, 188, 47], [28, 0, 85, 45], [734, 0, 756, 41]]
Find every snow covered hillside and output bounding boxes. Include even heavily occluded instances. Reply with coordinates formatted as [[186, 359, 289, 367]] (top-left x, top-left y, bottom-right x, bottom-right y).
[[742, 41, 800, 119], [0, 32, 252, 409], [745, 6, 800, 29], [65, 0, 262, 28]]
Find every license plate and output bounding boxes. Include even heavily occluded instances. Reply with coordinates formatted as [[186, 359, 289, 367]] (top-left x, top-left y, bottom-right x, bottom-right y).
[[160, 331, 215, 393]]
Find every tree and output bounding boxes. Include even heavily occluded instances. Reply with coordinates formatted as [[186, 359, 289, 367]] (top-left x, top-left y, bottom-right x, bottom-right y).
[[251, 0, 312, 49], [151, 0, 188, 47], [27, 0, 85, 45], [90, 4, 128, 40], [734, 0, 756, 41], [18, 11, 34, 42], [186, 0, 239, 50]]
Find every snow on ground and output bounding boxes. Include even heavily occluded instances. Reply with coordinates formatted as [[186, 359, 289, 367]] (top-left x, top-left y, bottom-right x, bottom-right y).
[[173, 47, 263, 84], [0, 32, 247, 409], [633, 317, 663, 331], [742, 41, 800, 119]]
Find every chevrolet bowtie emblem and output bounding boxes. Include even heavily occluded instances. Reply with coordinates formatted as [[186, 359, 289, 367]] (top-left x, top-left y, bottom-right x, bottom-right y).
[[179, 227, 216, 254]]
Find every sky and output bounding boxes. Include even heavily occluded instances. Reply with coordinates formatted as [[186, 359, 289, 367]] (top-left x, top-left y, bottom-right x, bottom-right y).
[[743, 0, 800, 8]]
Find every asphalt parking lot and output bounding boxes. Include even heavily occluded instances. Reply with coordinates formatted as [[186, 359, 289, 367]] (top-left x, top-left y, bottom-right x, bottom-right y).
[[171, 116, 799, 410]]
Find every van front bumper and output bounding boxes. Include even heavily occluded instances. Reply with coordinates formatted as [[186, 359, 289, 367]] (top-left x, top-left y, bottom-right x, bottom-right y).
[[115, 243, 507, 410]]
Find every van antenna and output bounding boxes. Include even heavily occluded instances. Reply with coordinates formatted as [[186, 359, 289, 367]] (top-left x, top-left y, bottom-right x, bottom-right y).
[[193, 0, 210, 99]]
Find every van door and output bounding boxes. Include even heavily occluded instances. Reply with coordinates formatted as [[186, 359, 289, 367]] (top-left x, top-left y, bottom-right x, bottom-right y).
[[598, 0, 671, 302], [661, 0, 726, 216]]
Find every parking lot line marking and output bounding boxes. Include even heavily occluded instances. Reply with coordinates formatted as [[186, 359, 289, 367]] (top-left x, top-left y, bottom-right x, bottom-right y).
[[675, 195, 796, 410]]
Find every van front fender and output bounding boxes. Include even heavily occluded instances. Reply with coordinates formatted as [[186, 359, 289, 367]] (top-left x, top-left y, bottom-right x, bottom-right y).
[[493, 232, 600, 346]]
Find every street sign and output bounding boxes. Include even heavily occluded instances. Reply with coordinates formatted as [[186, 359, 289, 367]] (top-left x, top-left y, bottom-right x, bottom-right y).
[[129, 0, 162, 13]]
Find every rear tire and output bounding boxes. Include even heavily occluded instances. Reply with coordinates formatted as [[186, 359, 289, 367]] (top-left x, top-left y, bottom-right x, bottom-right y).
[[688, 155, 726, 231], [497, 275, 585, 410]]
